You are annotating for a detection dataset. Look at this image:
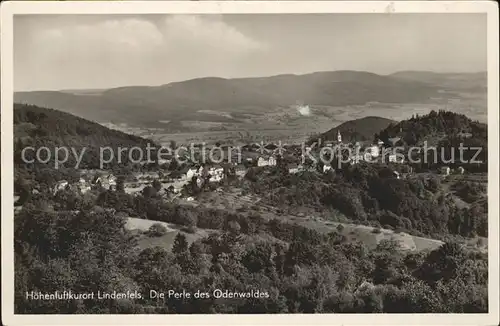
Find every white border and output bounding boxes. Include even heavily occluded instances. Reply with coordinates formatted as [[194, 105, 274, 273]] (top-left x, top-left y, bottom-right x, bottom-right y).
[[1, 1, 499, 326]]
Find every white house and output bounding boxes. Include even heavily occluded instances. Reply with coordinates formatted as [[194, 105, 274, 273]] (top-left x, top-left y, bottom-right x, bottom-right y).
[[457, 132, 473, 139], [269, 156, 277, 166], [366, 145, 380, 158], [350, 154, 365, 164], [208, 167, 224, 182], [211, 167, 224, 175], [210, 174, 223, 183], [235, 166, 247, 178], [186, 168, 198, 180], [158, 158, 171, 165], [53, 180, 69, 195], [78, 178, 91, 194], [288, 164, 303, 174], [95, 174, 117, 189], [440, 166, 451, 176], [388, 154, 405, 164], [107, 174, 117, 186], [323, 164, 332, 173], [257, 156, 277, 167]]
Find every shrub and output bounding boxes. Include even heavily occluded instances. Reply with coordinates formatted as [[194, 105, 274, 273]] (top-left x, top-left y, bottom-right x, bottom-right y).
[[336, 224, 345, 233], [147, 223, 168, 237], [372, 227, 382, 234], [182, 225, 197, 234]]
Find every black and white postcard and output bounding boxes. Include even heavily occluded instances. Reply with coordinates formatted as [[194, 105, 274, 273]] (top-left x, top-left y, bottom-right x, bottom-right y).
[[1, 1, 499, 325]]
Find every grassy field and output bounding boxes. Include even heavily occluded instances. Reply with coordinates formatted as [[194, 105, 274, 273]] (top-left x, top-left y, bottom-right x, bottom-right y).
[[125, 217, 216, 251]]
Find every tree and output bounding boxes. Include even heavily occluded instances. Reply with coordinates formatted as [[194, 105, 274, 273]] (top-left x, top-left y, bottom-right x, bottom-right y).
[[242, 242, 275, 273], [418, 242, 466, 285], [172, 233, 189, 255], [141, 186, 157, 198], [152, 179, 162, 192], [168, 159, 179, 171], [116, 176, 125, 193]]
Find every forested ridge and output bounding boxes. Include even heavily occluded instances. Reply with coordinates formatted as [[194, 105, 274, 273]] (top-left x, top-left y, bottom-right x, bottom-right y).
[[311, 116, 396, 143], [14, 103, 158, 169], [376, 110, 487, 171]]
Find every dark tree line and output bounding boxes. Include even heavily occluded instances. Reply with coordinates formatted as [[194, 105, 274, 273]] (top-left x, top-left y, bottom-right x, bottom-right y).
[[15, 190, 487, 314]]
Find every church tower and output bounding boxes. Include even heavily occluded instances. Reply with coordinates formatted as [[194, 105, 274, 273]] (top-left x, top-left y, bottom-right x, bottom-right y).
[[337, 130, 342, 143]]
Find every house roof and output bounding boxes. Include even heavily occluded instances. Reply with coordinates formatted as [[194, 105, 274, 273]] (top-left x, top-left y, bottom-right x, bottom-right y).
[[388, 137, 401, 144]]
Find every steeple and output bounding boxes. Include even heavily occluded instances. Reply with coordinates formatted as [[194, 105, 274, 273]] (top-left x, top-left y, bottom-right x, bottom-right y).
[[337, 130, 342, 143]]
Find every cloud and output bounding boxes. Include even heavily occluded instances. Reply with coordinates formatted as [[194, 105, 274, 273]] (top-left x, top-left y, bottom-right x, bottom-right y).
[[32, 15, 263, 58], [162, 15, 264, 53], [18, 15, 266, 88], [35, 18, 164, 53]]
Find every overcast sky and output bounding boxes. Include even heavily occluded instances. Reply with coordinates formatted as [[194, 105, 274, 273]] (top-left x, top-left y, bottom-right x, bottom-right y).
[[14, 13, 486, 91]]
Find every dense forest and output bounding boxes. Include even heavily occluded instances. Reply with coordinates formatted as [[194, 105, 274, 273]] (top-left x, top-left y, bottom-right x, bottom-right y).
[[241, 163, 487, 239], [15, 185, 487, 314], [375, 110, 488, 171], [13, 107, 488, 314]]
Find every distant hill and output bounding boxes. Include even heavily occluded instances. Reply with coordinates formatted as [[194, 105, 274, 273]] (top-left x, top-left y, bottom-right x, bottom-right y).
[[389, 71, 487, 92], [14, 103, 156, 170], [14, 70, 440, 127], [312, 116, 397, 143]]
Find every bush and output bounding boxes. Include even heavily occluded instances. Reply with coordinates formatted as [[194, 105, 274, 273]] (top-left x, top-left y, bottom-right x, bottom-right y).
[[372, 227, 382, 234], [147, 223, 168, 237], [182, 225, 197, 234], [336, 224, 345, 233]]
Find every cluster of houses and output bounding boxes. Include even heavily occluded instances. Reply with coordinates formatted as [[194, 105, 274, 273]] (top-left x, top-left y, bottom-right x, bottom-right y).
[[52, 174, 116, 196], [440, 166, 465, 176], [46, 129, 470, 199], [185, 165, 225, 183], [308, 131, 405, 166]]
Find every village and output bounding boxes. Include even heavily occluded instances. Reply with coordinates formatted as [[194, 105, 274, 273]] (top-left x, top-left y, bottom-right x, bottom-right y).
[[40, 130, 473, 206]]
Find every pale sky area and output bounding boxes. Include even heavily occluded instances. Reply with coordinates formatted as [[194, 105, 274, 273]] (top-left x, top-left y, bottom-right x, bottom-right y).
[[14, 13, 487, 91]]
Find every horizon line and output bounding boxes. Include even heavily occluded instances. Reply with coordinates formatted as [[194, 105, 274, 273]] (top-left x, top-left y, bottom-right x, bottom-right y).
[[14, 69, 488, 93]]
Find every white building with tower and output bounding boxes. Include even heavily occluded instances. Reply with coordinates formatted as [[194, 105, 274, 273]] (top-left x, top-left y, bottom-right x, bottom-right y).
[[257, 156, 277, 167]]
